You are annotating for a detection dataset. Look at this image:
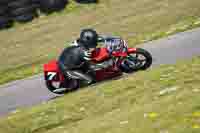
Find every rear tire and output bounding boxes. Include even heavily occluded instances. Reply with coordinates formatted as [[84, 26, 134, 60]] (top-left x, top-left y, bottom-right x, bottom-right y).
[[46, 81, 67, 95], [46, 79, 80, 94]]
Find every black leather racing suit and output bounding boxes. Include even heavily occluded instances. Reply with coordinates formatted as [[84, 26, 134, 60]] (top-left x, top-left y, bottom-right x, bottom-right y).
[[58, 45, 96, 84], [58, 36, 124, 84]]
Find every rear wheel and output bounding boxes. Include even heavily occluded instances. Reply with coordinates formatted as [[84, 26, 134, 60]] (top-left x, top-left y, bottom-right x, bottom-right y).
[[45, 79, 80, 94], [121, 48, 152, 72]]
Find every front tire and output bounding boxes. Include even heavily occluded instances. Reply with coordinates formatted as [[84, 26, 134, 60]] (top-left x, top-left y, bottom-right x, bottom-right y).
[[135, 48, 152, 70], [121, 48, 152, 72]]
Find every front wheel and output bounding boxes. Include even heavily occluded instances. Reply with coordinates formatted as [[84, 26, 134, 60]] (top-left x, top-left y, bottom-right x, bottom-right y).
[[121, 48, 152, 72]]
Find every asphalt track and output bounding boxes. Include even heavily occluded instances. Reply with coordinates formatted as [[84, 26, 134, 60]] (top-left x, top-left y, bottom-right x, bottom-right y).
[[1, 28, 200, 116]]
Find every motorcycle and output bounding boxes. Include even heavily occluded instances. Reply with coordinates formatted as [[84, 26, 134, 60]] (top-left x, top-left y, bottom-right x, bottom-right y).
[[43, 41, 152, 94]]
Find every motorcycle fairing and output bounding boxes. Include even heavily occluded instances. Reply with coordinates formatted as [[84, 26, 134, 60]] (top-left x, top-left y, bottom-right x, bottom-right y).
[[127, 48, 137, 53], [43, 48, 122, 82], [43, 60, 65, 81], [92, 48, 110, 62], [91, 48, 122, 81], [95, 66, 122, 81]]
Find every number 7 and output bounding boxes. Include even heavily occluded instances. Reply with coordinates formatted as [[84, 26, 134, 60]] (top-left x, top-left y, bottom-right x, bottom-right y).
[[47, 72, 57, 80]]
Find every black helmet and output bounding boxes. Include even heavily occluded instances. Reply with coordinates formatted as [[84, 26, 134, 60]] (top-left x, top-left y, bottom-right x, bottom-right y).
[[79, 29, 98, 49]]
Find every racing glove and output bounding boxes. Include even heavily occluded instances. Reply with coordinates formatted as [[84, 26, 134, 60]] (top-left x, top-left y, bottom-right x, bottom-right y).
[[82, 50, 92, 61]]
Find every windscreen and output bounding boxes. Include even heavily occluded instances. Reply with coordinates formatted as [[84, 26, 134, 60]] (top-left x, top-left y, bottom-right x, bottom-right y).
[[104, 38, 128, 53]]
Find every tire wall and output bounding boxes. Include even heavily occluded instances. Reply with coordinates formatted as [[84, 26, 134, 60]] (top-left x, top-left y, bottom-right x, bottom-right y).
[[0, 0, 98, 30]]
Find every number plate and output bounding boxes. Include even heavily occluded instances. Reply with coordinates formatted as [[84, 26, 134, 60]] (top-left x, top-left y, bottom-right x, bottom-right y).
[[45, 72, 59, 81]]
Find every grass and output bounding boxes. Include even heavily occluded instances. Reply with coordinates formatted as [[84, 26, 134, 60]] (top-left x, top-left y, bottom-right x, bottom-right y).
[[0, 0, 200, 85], [0, 57, 200, 133]]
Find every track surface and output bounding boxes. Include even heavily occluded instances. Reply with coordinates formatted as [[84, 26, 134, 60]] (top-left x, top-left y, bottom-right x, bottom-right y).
[[1, 28, 200, 116]]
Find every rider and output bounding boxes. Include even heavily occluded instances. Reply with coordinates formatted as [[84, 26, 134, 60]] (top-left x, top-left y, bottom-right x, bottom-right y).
[[58, 29, 127, 85], [58, 29, 106, 84]]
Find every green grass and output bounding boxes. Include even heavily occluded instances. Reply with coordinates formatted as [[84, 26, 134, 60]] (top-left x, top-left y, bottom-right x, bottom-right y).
[[0, 57, 200, 133], [1, 0, 200, 85]]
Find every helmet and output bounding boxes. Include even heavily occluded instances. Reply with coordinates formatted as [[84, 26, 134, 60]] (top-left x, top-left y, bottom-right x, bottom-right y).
[[79, 29, 98, 49]]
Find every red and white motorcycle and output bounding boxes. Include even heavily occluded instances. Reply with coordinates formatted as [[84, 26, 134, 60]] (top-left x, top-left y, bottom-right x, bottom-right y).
[[43, 40, 152, 94]]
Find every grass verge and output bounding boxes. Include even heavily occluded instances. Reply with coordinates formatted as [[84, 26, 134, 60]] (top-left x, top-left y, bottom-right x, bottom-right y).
[[0, 0, 200, 85], [0, 57, 200, 133]]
